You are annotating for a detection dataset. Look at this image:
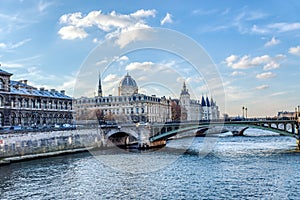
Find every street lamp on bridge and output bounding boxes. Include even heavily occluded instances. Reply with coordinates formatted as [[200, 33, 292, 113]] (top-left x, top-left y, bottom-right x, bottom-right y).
[[242, 106, 244, 118], [242, 106, 248, 119]]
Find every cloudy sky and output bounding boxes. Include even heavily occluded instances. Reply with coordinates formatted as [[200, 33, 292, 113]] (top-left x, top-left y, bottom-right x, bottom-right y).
[[0, 0, 300, 117]]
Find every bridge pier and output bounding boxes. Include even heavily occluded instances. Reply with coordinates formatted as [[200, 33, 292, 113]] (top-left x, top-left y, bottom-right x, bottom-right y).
[[297, 122, 300, 149]]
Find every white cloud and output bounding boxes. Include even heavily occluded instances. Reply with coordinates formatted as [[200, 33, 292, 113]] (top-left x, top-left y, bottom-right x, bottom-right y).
[[244, 11, 268, 21], [176, 77, 185, 83], [256, 85, 269, 90], [103, 74, 119, 82], [0, 43, 7, 49], [96, 59, 108, 66], [58, 9, 156, 44], [270, 91, 287, 96], [93, 38, 99, 43], [115, 55, 129, 62], [58, 26, 88, 40], [225, 55, 238, 66], [264, 37, 280, 47], [125, 61, 154, 71], [251, 25, 268, 34], [268, 22, 300, 32], [95, 55, 129, 68], [0, 62, 23, 68], [256, 72, 276, 79], [57, 75, 76, 95], [252, 22, 300, 34], [0, 55, 41, 69], [289, 45, 300, 56], [0, 38, 31, 50], [125, 60, 176, 74], [192, 9, 218, 16], [38, 0, 53, 13], [130, 9, 156, 18], [161, 13, 173, 25], [224, 85, 251, 101], [186, 76, 203, 84], [113, 24, 153, 48], [224, 54, 285, 70], [230, 71, 245, 76]]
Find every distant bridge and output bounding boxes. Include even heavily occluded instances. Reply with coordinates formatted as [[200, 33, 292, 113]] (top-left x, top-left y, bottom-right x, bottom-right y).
[[99, 119, 300, 149]]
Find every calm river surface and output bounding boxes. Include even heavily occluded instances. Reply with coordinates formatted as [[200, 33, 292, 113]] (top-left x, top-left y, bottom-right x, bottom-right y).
[[1, 129, 300, 199]]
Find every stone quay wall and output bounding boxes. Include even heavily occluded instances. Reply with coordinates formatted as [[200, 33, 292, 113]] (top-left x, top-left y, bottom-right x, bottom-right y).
[[0, 129, 104, 160]]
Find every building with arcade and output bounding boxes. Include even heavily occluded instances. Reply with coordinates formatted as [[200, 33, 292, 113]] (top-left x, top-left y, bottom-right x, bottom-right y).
[[0, 69, 73, 127]]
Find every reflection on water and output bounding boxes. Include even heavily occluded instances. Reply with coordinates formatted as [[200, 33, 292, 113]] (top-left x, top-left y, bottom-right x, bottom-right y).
[[1, 130, 300, 199]]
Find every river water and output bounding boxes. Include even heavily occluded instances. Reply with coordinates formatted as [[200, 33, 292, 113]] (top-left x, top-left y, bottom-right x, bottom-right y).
[[1, 129, 300, 199]]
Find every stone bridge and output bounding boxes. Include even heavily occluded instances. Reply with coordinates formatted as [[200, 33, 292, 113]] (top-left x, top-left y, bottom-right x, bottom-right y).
[[99, 120, 300, 149]]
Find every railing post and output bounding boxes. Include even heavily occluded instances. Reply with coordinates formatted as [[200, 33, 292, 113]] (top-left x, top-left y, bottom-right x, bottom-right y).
[[297, 121, 300, 149]]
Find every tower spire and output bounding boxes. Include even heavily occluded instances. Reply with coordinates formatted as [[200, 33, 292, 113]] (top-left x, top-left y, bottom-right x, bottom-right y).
[[180, 81, 189, 96], [98, 72, 102, 97]]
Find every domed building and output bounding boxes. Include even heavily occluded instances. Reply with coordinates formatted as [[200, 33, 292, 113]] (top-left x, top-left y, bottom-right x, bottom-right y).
[[74, 73, 220, 124], [118, 73, 138, 96], [75, 73, 172, 123]]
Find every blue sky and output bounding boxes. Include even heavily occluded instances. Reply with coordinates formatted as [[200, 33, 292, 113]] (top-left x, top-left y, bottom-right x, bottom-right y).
[[0, 0, 300, 117]]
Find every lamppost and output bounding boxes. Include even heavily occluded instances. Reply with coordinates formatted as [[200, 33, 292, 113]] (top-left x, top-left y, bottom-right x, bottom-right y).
[[245, 107, 248, 119]]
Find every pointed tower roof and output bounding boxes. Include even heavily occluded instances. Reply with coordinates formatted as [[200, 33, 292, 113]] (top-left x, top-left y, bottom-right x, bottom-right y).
[[98, 72, 102, 97], [210, 97, 215, 107], [180, 81, 190, 96], [206, 96, 210, 107], [201, 95, 206, 107]]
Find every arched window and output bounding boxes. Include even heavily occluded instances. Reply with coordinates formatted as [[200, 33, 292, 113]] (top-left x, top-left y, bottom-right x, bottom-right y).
[[0, 79, 4, 90], [0, 112, 3, 126], [11, 112, 16, 126]]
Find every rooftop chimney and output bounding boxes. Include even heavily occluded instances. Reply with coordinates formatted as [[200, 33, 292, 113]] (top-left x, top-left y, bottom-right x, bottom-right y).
[[40, 87, 44, 91], [23, 80, 27, 85], [60, 90, 65, 95], [50, 89, 56, 92]]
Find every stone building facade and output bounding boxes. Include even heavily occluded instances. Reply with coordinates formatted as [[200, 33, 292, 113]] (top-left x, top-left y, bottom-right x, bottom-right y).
[[75, 73, 171, 123], [179, 82, 220, 121], [74, 73, 220, 124], [0, 69, 73, 127]]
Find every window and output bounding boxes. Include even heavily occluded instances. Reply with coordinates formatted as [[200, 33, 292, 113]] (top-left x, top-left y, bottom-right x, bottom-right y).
[[0, 79, 4, 90], [0, 96, 3, 107], [0, 112, 3, 126]]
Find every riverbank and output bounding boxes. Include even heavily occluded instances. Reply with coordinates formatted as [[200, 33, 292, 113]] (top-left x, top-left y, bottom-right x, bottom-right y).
[[0, 147, 92, 166], [0, 129, 104, 166]]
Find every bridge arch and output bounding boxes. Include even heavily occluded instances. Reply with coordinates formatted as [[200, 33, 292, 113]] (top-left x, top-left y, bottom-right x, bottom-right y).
[[150, 121, 297, 143], [105, 128, 140, 147], [106, 128, 139, 139], [223, 123, 295, 137]]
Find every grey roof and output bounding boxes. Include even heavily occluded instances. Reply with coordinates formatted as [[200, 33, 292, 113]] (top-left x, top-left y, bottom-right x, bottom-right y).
[[8, 80, 72, 99], [201, 96, 206, 107], [0, 69, 12, 76], [119, 73, 137, 87], [206, 96, 210, 107]]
